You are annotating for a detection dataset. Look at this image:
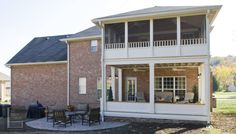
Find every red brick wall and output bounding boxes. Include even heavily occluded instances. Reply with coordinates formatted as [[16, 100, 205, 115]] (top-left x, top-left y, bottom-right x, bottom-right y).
[[11, 64, 67, 108], [121, 67, 198, 101], [69, 39, 102, 108]]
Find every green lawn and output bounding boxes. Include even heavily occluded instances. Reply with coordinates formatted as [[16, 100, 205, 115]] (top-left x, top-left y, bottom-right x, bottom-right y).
[[213, 92, 236, 98], [213, 99, 236, 114]]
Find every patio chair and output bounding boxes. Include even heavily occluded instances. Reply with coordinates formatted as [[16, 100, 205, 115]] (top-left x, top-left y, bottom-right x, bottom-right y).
[[7, 106, 27, 129], [76, 103, 89, 112], [82, 107, 100, 126], [53, 109, 72, 128], [178, 92, 194, 104], [45, 106, 54, 122]]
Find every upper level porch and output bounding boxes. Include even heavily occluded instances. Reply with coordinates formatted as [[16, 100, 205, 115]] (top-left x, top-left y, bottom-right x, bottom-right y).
[[103, 15, 209, 59]]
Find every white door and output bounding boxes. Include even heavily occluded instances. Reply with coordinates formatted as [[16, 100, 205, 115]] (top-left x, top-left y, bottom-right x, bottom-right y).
[[126, 77, 137, 101]]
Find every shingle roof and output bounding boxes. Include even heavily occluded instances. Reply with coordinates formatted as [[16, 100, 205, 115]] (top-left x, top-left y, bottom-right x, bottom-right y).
[[65, 26, 101, 39], [7, 35, 69, 65], [93, 5, 221, 21], [0, 72, 10, 81]]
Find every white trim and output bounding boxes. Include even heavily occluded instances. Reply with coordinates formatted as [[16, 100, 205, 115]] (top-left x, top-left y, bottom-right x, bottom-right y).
[[6, 61, 67, 67], [118, 68, 122, 102], [111, 67, 116, 99], [149, 63, 155, 113], [104, 56, 208, 65], [104, 111, 208, 122], [66, 41, 70, 106], [60, 35, 101, 42], [125, 21, 128, 57]]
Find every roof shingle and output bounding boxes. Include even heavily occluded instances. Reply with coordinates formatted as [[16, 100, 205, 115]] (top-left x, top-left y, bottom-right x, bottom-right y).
[[7, 35, 69, 64]]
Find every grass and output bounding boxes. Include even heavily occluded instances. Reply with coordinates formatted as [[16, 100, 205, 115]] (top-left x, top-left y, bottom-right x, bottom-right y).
[[213, 98, 236, 114], [213, 92, 236, 98]]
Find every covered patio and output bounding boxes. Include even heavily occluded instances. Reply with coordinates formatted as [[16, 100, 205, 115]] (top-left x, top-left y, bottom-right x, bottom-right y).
[[100, 59, 210, 122]]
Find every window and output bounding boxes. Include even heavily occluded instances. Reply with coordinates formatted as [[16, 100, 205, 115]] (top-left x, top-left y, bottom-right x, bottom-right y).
[[154, 77, 162, 90], [90, 40, 98, 52], [97, 77, 111, 100], [155, 76, 186, 102], [79, 77, 86, 94]]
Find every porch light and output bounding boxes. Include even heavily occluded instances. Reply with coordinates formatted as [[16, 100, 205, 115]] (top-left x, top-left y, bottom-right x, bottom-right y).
[[198, 73, 201, 79]]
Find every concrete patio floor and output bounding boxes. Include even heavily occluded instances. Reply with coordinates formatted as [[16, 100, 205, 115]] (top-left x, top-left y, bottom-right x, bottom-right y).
[[25, 118, 129, 132]]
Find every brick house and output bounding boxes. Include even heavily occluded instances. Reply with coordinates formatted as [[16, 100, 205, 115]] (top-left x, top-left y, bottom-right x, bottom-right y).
[[7, 6, 221, 123], [0, 72, 11, 103]]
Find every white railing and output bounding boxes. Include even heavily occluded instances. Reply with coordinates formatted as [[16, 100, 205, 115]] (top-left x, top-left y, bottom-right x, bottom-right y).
[[105, 38, 206, 50], [128, 41, 150, 48], [105, 43, 125, 49], [153, 40, 177, 47], [181, 38, 206, 45]]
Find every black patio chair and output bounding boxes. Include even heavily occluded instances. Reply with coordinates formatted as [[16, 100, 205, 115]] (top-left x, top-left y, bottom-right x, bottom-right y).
[[53, 109, 72, 128], [82, 107, 100, 126]]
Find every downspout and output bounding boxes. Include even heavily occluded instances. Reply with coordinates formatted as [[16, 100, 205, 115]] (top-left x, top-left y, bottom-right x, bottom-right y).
[[66, 41, 70, 106], [99, 21, 105, 121]]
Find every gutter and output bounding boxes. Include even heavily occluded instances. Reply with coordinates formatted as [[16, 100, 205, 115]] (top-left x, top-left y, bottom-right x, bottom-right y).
[[65, 41, 70, 106], [5, 61, 67, 67], [60, 35, 101, 42]]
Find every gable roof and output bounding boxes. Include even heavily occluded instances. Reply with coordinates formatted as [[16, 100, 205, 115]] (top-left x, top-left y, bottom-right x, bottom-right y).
[[0, 72, 10, 81], [7, 35, 69, 65], [92, 5, 222, 23], [61, 26, 101, 41]]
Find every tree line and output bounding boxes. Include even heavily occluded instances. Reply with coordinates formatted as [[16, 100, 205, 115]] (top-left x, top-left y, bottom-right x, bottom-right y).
[[211, 55, 236, 92]]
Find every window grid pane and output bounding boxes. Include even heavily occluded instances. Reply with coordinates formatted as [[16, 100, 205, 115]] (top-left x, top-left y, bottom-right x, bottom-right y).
[[155, 77, 162, 89]]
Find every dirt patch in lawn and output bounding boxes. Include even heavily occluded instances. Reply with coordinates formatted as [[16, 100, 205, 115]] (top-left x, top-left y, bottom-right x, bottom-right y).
[[211, 112, 236, 133]]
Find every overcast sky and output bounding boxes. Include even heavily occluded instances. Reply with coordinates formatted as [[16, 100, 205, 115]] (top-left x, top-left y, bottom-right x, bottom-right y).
[[0, 0, 233, 75]]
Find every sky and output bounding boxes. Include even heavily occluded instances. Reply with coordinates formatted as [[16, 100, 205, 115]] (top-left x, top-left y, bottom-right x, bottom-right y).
[[0, 0, 234, 76]]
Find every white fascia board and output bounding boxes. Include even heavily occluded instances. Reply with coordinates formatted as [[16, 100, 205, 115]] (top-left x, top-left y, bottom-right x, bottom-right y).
[[92, 6, 222, 24], [60, 35, 101, 42], [5, 61, 67, 67]]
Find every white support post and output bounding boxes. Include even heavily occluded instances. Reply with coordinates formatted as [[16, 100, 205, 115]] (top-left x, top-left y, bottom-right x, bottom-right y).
[[150, 19, 154, 56], [125, 21, 128, 57], [204, 59, 211, 122], [177, 16, 181, 55], [100, 25, 106, 122], [206, 12, 210, 55], [111, 67, 116, 100], [198, 66, 202, 103], [118, 68, 122, 102], [149, 63, 155, 113], [66, 41, 70, 106]]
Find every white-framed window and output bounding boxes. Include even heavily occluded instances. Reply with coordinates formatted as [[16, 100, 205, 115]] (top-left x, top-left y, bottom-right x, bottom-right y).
[[96, 77, 111, 100], [155, 76, 186, 102], [79, 77, 86, 94], [90, 40, 98, 52]]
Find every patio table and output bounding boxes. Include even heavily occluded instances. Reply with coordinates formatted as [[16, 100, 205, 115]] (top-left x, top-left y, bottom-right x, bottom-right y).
[[66, 111, 87, 123]]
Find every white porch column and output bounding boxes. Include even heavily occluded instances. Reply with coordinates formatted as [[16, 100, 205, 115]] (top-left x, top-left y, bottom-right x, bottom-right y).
[[118, 68, 122, 102], [100, 25, 106, 121], [149, 63, 155, 113], [204, 59, 211, 122], [111, 67, 116, 100], [150, 19, 154, 56], [177, 16, 181, 55], [125, 21, 128, 57], [198, 66, 203, 103]]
